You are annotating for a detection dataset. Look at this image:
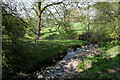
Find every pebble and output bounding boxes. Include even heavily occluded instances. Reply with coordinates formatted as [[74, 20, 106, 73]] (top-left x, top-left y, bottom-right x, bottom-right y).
[[55, 66, 61, 70], [37, 44, 98, 78], [46, 70, 50, 73], [50, 69, 54, 72], [38, 74, 43, 78], [63, 69, 68, 72]]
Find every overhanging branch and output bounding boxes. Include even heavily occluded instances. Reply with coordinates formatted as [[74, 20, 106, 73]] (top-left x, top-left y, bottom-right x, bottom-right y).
[[41, 2, 63, 13]]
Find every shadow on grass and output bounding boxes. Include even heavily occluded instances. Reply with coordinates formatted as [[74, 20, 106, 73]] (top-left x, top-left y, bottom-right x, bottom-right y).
[[44, 33, 57, 40], [2, 40, 88, 80], [76, 51, 120, 79], [41, 30, 57, 36]]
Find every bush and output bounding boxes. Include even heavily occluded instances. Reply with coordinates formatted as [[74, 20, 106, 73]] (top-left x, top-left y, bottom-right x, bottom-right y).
[[56, 22, 78, 40], [78, 31, 93, 41], [78, 30, 113, 44]]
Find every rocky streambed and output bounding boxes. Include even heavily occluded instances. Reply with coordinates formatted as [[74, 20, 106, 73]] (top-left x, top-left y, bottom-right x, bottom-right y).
[[35, 44, 99, 79]]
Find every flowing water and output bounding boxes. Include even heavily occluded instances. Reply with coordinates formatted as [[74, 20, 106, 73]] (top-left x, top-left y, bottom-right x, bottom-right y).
[[36, 44, 98, 78]]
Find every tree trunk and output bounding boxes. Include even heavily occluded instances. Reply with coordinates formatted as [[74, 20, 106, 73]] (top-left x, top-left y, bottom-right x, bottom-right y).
[[35, 2, 41, 42], [88, 22, 90, 33], [63, 5, 68, 34], [118, 1, 120, 40], [35, 2, 63, 42]]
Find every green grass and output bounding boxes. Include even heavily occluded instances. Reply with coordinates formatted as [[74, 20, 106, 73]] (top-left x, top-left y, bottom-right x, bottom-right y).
[[72, 22, 86, 34], [77, 44, 120, 79], [37, 22, 95, 40], [3, 22, 89, 76], [107, 46, 120, 53], [3, 40, 88, 73], [25, 22, 93, 40], [25, 22, 87, 40], [40, 27, 57, 40], [106, 46, 120, 58]]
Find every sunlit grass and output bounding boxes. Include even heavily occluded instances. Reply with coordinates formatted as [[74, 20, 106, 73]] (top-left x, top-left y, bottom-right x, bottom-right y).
[[37, 22, 87, 40], [77, 45, 120, 79]]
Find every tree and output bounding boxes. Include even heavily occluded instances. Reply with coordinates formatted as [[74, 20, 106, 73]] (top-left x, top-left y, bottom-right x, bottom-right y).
[[91, 2, 119, 43], [33, 1, 63, 42], [2, 2, 25, 43]]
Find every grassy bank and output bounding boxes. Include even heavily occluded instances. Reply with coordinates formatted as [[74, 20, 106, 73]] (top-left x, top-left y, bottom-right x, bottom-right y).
[[3, 40, 88, 75], [77, 43, 120, 79]]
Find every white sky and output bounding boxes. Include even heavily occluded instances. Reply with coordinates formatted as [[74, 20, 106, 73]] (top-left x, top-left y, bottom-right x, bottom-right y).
[[2, 0, 97, 19]]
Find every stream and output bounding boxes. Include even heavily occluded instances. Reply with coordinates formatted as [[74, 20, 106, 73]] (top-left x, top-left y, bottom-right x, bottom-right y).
[[35, 44, 98, 79]]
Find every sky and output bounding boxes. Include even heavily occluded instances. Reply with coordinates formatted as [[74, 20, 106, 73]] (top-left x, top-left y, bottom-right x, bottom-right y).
[[2, 0, 106, 19], [3, 0, 96, 18]]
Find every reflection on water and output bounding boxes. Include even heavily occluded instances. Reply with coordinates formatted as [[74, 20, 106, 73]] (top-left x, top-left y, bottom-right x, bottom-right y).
[[63, 52, 77, 60]]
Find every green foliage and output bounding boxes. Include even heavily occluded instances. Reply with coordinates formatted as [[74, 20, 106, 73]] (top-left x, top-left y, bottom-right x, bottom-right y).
[[3, 40, 87, 78], [2, 1, 119, 79], [21, 17, 37, 40], [76, 2, 119, 45], [77, 44, 120, 79], [56, 22, 78, 40], [78, 31, 93, 41], [2, 3, 27, 78], [2, 7, 26, 74], [72, 22, 86, 34], [107, 46, 119, 53], [2, 15, 25, 42], [56, 28, 77, 40], [33, 22, 86, 40]]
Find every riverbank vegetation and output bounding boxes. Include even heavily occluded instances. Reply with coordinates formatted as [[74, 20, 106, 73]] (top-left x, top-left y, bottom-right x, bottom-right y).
[[77, 45, 120, 79], [2, 0, 120, 79]]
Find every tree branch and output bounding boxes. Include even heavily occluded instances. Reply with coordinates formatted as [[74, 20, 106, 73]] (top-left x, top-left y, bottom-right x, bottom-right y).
[[33, 7, 38, 15], [46, 8, 60, 29], [41, 2, 63, 13], [53, 6, 62, 21]]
